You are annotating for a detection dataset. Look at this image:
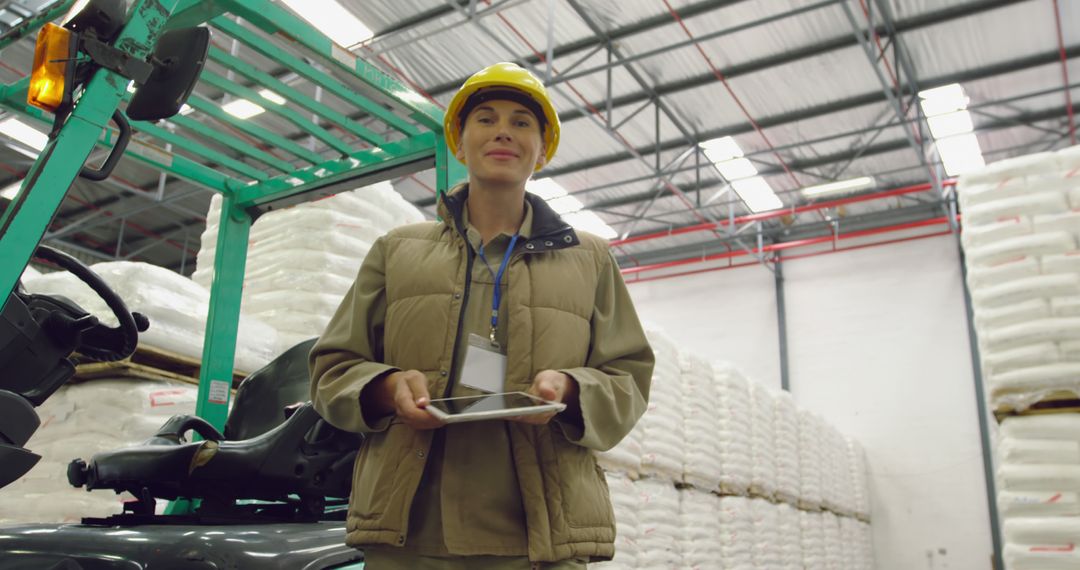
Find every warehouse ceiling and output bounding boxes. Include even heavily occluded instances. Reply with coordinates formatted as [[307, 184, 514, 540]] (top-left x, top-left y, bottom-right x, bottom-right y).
[[0, 0, 1077, 277]]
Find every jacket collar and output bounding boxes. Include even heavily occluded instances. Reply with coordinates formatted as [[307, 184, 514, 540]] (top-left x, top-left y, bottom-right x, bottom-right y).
[[438, 183, 580, 253]]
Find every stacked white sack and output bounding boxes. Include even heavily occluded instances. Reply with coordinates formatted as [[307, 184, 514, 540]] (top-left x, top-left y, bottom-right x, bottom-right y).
[[1004, 517, 1080, 569], [996, 414, 1080, 569], [714, 362, 753, 495], [774, 390, 801, 505], [193, 182, 424, 354], [0, 379, 198, 524], [595, 418, 644, 478], [634, 477, 682, 569], [639, 328, 685, 482], [679, 488, 722, 570], [857, 520, 875, 570], [718, 495, 755, 570], [798, 410, 824, 510], [749, 382, 778, 499], [846, 437, 872, 520], [24, 261, 276, 372], [749, 498, 781, 569], [679, 351, 721, 490], [820, 424, 849, 515], [800, 510, 827, 570], [775, 503, 803, 570], [840, 515, 868, 570], [598, 471, 640, 570], [822, 510, 844, 570], [957, 147, 1080, 409]]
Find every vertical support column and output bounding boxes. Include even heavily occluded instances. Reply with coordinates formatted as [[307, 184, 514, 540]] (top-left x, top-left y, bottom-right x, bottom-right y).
[[775, 252, 790, 391], [955, 236, 1004, 570], [434, 133, 467, 204], [196, 192, 250, 429]]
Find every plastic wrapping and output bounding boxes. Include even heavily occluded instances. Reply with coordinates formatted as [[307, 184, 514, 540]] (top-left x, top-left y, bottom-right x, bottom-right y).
[[989, 363, 1080, 405]]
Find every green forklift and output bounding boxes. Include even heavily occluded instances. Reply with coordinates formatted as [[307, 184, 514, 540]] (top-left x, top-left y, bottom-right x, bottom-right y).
[[0, 1, 464, 567]]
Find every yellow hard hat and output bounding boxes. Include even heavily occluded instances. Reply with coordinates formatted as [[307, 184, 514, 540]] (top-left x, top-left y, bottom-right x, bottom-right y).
[[444, 62, 560, 170]]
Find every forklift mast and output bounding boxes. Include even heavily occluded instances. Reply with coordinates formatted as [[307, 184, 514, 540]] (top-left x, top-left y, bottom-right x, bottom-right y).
[[0, 0, 466, 430]]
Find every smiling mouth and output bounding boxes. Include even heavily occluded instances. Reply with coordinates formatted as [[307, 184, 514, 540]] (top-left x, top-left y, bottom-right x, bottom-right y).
[[486, 151, 518, 158]]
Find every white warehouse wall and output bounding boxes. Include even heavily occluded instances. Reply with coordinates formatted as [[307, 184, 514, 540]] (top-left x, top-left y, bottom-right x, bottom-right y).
[[626, 263, 782, 391], [626, 234, 994, 570]]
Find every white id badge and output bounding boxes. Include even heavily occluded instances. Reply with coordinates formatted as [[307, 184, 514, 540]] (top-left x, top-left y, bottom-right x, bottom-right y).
[[460, 333, 507, 393]]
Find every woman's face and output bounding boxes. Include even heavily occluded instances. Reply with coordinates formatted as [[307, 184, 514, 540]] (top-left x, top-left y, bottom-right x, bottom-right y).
[[457, 98, 546, 188]]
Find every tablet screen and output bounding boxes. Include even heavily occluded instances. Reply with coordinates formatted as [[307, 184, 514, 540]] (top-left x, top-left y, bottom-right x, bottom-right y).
[[428, 392, 551, 416]]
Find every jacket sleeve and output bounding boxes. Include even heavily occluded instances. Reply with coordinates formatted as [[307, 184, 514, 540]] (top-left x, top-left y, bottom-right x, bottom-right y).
[[556, 249, 654, 451], [309, 236, 399, 434]]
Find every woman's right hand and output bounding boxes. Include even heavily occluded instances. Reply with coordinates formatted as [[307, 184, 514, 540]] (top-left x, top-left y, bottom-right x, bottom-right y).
[[379, 370, 444, 430]]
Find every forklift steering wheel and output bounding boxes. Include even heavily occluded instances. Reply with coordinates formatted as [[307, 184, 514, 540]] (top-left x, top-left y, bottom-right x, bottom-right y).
[[31, 245, 144, 362]]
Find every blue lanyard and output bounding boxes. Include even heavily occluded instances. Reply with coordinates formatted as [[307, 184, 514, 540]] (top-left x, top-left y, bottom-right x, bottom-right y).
[[477, 233, 520, 345]]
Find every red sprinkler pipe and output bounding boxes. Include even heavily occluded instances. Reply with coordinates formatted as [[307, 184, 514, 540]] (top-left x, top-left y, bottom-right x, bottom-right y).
[[611, 179, 956, 247], [621, 214, 958, 275]]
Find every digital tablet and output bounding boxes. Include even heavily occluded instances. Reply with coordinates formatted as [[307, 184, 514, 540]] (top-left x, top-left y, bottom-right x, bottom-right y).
[[425, 391, 566, 424]]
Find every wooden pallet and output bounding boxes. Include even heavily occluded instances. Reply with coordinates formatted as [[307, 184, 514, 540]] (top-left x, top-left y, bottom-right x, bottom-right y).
[[73, 344, 249, 387], [994, 390, 1080, 422]]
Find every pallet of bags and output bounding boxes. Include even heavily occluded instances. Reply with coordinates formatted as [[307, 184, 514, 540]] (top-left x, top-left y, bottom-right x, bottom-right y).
[[774, 390, 801, 505], [798, 410, 825, 511], [679, 488, 722, 570], [24, 261, 277, 372], [748, 382, 778, 500], [997, 415, 1080, 570], [957, 146, 1080, 410], [193, 182, 425, 355], [679, 351, 721, 490], [633, 477, 682, 569], [714, 362, 753, 496], [638, 328, 685, 482], [799, 509, 827, 570], [595, 471, 640, 570], [0, 378, 199, 524], [718, 495, 755, 570]]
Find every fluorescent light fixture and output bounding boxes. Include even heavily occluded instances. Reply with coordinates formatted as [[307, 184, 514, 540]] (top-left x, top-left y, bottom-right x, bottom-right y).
[[258, 89, 286, 105], [927, 110, 974, 139], [936, 133, 985, 176], [548, 194, 584, 215], [278, 0, 374, 47], [801, 176, 876, 197], [527, 178, 568, 200], [1, 180, 21, 200], [0, 117, 48, 151], [714, 157, 758, 181], [222, 99, 265, 119], [700, 136, 743, 163], [563, 210, 617, 240], [731, 176, 783, 213], [919, 83, 969, 117]]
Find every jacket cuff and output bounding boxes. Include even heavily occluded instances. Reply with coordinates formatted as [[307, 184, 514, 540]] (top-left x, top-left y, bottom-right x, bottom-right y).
[[554, 368, 590, 445], [357, 367, 401, 433]]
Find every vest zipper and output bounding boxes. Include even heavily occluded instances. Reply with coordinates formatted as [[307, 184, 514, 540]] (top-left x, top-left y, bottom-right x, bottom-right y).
[[443, 244, 475, 399]]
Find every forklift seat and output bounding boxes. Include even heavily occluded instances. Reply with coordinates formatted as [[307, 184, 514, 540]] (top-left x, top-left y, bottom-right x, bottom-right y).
[[67, 338, 362, 515]]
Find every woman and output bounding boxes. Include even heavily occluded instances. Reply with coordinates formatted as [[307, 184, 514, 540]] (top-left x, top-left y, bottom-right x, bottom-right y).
[[310, 62, 654, 570]]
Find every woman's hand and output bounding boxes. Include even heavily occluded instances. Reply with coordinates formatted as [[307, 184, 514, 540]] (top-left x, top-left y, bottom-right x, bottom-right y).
[[363, 370, 444, 430], [510, 370, 579, 425]]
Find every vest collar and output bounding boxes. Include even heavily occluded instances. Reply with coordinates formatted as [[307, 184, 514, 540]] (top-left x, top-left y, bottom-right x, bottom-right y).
[[439, 183, 580, 253]]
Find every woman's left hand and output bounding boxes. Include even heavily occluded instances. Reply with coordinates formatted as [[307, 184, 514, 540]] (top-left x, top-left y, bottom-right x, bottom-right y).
[[509, 370, 578, 425]]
